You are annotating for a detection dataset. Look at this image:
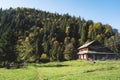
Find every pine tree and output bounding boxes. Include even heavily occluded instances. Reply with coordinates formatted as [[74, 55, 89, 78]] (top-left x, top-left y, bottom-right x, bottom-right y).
[[0, 27, 17, 67]]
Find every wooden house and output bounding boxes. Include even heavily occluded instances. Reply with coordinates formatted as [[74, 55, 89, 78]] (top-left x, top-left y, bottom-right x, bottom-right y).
[[77, 40, 116, 61]]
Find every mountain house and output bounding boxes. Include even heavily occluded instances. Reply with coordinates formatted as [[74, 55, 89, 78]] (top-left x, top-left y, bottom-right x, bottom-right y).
[[77, 40, 116, 61]]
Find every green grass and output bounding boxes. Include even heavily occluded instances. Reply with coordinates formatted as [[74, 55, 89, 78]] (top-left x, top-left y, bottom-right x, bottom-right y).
[[37, 60, 120, 80], [0, 60, 120, 80], [0, 66, 38, 80]]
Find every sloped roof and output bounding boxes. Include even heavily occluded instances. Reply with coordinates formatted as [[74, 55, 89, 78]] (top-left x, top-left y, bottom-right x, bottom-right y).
[[77, 40, 117, 54], [78, 40, 95, 49]]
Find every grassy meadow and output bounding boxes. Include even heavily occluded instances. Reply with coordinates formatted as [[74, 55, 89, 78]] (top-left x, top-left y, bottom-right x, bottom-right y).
[[0, 60, 120, 80]]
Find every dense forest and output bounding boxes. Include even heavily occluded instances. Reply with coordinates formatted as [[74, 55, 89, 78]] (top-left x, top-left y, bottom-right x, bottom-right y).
[[0, 7, 120, 67]]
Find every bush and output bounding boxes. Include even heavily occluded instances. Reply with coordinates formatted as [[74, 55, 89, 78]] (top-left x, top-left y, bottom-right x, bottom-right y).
[[40, 58, 50, 63], [40, 53, 50, 63], [64, 54, 71, 60]]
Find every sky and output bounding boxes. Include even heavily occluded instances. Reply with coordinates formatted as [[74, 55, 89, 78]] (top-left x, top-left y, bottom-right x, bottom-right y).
[[0, 0, 120, 32]]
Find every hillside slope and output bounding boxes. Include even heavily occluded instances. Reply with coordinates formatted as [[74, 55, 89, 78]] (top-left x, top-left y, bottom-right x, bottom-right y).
[[0, 7, 119, 65]]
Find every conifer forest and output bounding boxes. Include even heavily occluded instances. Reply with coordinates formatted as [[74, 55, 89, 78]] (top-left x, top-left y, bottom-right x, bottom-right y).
[[0, 8, 120, 67]]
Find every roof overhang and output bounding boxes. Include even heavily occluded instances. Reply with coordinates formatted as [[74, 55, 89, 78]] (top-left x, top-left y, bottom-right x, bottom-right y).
[[77, 50, 116, 55]]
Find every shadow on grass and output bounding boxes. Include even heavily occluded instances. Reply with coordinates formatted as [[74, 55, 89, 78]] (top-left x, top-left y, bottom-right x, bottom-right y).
[[0, 63, 28, 69], [33, 64, 69, 68], [84, 66, 116, 73]]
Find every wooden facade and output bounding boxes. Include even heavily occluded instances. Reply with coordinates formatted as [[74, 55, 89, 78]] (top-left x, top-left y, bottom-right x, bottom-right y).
[[77, 40, 116, 61]]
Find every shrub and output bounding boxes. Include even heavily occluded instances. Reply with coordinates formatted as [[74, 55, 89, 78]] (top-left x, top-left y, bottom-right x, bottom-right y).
[[40, 53, 50, 63]]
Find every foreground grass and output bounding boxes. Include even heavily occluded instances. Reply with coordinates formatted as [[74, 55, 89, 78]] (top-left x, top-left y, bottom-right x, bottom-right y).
[[36, 60, 120, 80], [0, 66, 38, 80], [0, 60, 120, 80]]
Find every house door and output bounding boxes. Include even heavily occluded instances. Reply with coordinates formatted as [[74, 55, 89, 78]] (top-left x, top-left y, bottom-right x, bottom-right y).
[[84, 54, 87, 60], [93, 54, 96, 60], [81, 55, 83, 59]]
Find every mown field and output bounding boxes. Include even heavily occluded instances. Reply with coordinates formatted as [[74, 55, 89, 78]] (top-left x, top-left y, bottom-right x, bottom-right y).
[[0, 60, 120, 80]]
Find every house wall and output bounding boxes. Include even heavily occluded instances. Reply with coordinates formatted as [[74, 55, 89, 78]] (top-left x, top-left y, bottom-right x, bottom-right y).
[[87, 54, 116, 61], [78, 48, 88, 60], [78, 54, 88, 60], [79, 48, 88, 52]]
